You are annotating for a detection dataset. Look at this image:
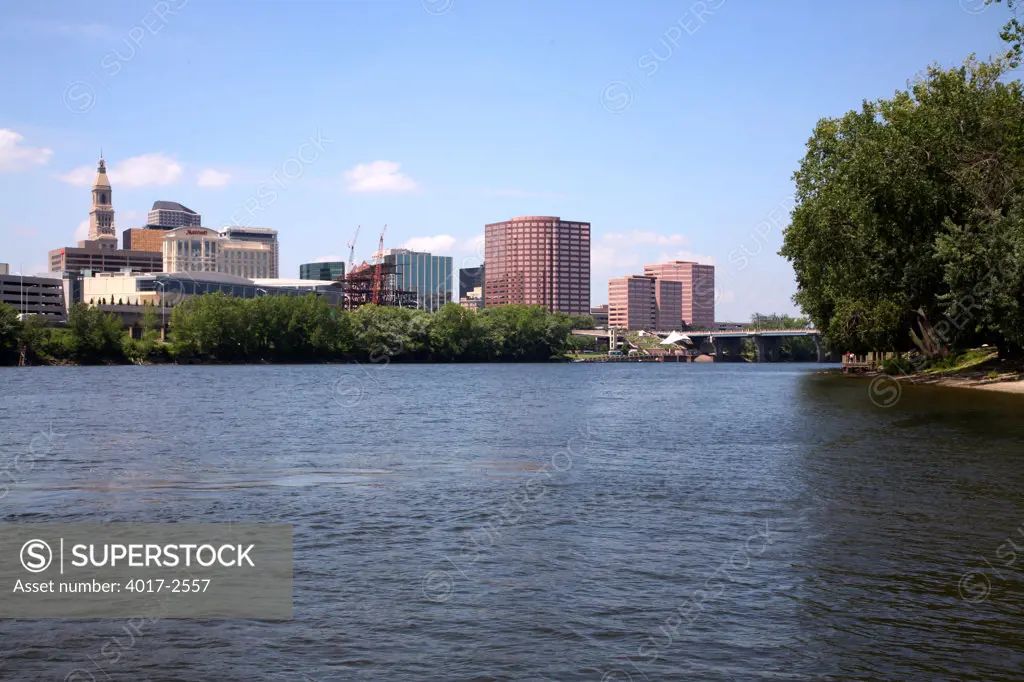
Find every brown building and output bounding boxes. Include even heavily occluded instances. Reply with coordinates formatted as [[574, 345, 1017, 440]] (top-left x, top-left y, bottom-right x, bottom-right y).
[[590, 304, 609, 327], [484, 216, 590, 315], [643, 261, 716, 329], [49, 238, 163, 274], [608, 275, 682, 330], [122, 228, 168, 253]]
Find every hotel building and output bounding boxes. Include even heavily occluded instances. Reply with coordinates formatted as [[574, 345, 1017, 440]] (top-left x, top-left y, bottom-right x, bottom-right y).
[[220, 227, 279, 278], [607, 275, 682, 330], [483, 216, 590, 315], [643, 261, 716, 330], [382, 249, 453, 312], [162, 227, 275, 279]]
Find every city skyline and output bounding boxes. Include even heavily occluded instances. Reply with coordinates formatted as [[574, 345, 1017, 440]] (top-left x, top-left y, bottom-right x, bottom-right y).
[[0, 2, 1008, 318]]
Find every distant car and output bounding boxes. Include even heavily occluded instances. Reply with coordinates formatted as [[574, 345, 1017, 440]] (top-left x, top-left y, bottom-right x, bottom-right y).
[[608, 350, 623, 356]]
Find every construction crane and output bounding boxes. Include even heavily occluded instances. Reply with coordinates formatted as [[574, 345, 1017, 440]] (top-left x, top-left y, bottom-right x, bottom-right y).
[[346, 225, 361, 276], [371, 225, 387, 305]]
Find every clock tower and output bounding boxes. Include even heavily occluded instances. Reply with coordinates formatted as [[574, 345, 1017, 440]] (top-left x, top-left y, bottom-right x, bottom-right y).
[[88, 156, 115, 240]]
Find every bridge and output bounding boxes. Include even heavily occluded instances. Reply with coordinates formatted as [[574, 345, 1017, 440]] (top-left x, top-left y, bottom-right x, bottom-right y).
[[570, 328, 825, 362]]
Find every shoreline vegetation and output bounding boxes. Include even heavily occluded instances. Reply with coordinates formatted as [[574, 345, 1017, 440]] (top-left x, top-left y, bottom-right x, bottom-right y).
[[830, 348, 1024, 394], [779, 5, 1024, 387], [0, 296, 599, 366]]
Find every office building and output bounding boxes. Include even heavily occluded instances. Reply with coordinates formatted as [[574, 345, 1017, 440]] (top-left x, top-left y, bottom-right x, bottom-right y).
[[459, 264, 485, 299], [147, 201, 201, 229], [382, 249, 453, 312], [162, 227, 276, 279], [484, 216, 590, 315], [220, 227, 279, 278], [590, 304, 609, 327], [300, 261, 345, 281], [49, 238, 163, 274], [608, 275, 682, 331], [122, 228, 166, 253], [459, 286, 483, 311], [0, 273, 67, 319], [0, 263, 8, 275], [643, 261, 716, 329]]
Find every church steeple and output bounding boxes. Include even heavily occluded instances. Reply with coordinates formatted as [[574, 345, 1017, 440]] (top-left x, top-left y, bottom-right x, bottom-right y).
[[89, 154, 115, 240]]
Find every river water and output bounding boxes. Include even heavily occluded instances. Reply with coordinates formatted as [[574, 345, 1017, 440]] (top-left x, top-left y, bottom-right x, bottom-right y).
[[0, 363, 1022, 681]]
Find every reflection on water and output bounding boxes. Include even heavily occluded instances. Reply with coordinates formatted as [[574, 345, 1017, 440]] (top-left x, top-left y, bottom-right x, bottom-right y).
[[0, 363, 1022, 680]]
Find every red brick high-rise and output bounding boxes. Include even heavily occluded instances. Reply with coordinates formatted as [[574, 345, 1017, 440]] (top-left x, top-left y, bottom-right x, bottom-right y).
[[643, 261, 715, 329], [484, 216, 590, 315]]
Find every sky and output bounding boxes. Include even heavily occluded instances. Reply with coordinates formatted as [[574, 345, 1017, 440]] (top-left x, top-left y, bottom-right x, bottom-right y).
[[0, 0, 1011, 320]]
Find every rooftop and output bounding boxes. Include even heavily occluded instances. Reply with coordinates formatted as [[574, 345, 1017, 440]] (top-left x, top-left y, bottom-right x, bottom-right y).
[[151, 201, 197, 214]]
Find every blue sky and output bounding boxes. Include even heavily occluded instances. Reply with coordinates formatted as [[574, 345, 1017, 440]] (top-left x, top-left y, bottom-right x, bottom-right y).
[[0, 0, 1010, 319]]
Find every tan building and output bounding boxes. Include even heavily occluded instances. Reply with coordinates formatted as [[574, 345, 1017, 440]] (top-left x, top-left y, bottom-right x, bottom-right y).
[[484, 216, 590, 315], [162, 227, 275, 279], [122, 228, 166, 253], [643, 261, 715, 329]]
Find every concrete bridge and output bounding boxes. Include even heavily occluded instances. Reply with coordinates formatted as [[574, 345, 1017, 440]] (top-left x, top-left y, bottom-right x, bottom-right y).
[[570, 328, 825, 362]]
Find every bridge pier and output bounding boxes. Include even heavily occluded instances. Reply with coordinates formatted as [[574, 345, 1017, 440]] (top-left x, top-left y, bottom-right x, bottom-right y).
[[713, 337, 744, 362], [754, 335, 783, 363]]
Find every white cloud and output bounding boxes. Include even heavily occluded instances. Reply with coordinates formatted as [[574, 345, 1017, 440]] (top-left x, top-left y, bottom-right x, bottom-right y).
[[402, 235, 456, 253], [659, 249, 717, 266], [197, 168, 231, 188], [75, 219, 90, 241], [58, 153, 182, 188], [603, 231, 689, 246], [344, 161, 418, 194], [0, 130, 53, 172], [313, 254, 344, 263], [591, 244, 642, 273]]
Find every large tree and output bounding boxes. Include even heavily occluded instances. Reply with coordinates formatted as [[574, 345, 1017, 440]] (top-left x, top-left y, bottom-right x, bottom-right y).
[[780, 56, 1024, 355]]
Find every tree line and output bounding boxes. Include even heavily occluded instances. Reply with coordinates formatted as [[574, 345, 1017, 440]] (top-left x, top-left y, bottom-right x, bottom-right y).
[[780, 4, 1024, 360], [0, 295, 595, 366]]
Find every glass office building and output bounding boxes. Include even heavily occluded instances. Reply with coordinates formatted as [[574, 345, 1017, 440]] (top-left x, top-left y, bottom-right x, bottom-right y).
[[300, 261, 345, 281], [382, 249, 453, 312]]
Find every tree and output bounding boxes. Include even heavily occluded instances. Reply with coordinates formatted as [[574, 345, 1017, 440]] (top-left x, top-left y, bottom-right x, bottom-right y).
[[780, 57, 1024, 355], [67, 303, 125, 363], [0, 302, 21, 365]]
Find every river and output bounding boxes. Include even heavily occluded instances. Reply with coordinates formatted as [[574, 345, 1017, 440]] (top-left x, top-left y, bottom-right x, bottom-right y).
[[0, 363, 1022, 680]]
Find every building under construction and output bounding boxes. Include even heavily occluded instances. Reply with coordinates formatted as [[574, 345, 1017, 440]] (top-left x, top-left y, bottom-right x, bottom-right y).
[[338, 261, 417, 310]]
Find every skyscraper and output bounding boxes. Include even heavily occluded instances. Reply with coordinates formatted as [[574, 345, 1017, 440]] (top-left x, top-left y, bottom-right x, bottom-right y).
[[643, 261, 716, 329], [483, 216, 590, 315], [382, 249, 453, 311], [147, 201, 201, 229], [88, 157, 115, 240], [607, 275, 682, 330]]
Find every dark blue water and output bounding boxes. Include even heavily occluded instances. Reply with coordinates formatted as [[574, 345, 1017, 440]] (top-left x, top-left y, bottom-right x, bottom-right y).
[[1, 363, 1023, 681]]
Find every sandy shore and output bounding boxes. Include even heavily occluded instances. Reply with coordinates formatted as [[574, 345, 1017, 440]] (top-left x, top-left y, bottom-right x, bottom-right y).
[[924, 376, 1024, 393]]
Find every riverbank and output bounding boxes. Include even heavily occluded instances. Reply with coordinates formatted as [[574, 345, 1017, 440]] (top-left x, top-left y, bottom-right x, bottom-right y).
[[836, 351, 1024, 394]]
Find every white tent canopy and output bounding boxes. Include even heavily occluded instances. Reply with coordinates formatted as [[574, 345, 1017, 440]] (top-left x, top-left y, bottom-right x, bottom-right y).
[[661, 331, 691, 345]]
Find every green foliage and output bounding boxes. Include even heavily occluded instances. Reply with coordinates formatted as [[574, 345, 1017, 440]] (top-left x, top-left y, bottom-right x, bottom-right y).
[[165, 295, 577, 364], [67, 303, 125, 364], [0, 302, 21, 365], [881, 357, 914, 376], [781, 56, 1024, 355]]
